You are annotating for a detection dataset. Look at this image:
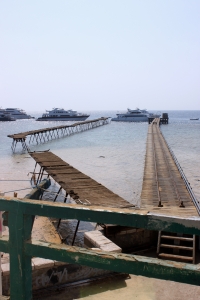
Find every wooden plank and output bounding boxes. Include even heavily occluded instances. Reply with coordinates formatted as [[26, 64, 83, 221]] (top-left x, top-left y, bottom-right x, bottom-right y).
[[29, 152, 130, 208], [140, 120, 198, 217]]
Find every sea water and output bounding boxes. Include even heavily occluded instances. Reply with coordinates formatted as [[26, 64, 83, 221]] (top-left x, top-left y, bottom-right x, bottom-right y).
[[0, 110, 199, 204]]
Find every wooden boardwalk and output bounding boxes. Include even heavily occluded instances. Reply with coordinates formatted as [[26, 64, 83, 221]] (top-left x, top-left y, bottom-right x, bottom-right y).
[[29, 119, 199, 218], [8, 117, 110, 152], [141, 118, 199, 217], [29, 151, 131, 209]]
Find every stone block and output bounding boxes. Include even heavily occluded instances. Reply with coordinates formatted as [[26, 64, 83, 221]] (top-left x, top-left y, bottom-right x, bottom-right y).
[[32, 258, 54, 270]]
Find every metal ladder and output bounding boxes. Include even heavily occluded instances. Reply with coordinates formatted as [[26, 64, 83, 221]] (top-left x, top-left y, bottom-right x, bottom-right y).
[[157, 231, 196, 264]]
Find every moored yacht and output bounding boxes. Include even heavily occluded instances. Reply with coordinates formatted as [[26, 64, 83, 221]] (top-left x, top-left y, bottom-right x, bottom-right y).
[[36, 108, 90, 121], [111, 108, 160, 122], [5, 108, 34, 119], [0, 109, 16, 121]]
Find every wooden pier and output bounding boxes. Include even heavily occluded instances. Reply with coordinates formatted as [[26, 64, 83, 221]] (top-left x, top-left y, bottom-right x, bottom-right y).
[[141, 118, 199, 263], [29, 151, 131, 209], [7, 117, 110, 152], [29, 118, 199, 262], [141, 118, 199, 217], [1, 118, 200, 298], [29, 117, 199, 218], [29, 150, 132, 245]]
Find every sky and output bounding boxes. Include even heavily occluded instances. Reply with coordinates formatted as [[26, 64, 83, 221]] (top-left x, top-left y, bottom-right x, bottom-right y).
[[0, 1, 200, 111]]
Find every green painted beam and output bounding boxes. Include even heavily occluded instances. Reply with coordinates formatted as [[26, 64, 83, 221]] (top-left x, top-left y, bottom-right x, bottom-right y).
[[0, 179, 51, 299], [2, 179, 51, 227], [0, 189, 200, 299], [25, 239, 200, 286], [9, 212, 32, 300], [0, 197, 200, 236], [0, 236, 9, 253]]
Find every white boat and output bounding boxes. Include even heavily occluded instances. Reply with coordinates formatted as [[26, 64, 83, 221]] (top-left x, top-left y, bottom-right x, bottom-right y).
[[0, 109, 16, 121], [111, 108, 160, 122], [36, 108, 90, 121], [5, 108, 34, 119]]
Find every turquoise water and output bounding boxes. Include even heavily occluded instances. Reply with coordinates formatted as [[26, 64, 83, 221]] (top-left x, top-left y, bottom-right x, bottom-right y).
[[0, 110, 199, 204]]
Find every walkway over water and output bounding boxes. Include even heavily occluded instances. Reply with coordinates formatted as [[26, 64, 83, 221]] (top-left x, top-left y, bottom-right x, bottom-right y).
[[141, 118, 199, 217], [8, 117, 110, 152], [29, 151, 131, 209], [29, 118, 199, 217]]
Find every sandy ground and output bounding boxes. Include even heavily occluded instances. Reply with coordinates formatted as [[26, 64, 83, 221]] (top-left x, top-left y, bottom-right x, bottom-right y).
[[33, 273, 200, 300], [0, 178, 62, 265]]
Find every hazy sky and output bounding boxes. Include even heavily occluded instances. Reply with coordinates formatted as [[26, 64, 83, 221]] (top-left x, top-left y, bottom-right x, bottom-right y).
[[0, 1, 200, 111]]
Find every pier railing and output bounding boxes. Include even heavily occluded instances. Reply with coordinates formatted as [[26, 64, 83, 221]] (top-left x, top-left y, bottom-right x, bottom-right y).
[[1, 189, 200, 299], [160, 130, 200, 215]]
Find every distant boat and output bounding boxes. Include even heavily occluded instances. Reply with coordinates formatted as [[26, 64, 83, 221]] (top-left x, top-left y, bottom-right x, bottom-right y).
[[190, 118, 199, 120], [0, 109, 15, 121], [36, 108, 90, 121], [111, 108, 160, 122], [5, 108, 34, 119]]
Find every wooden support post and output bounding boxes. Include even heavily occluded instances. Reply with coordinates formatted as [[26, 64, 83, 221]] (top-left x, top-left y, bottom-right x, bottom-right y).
[[72, 220, 80, 245], [53, 186, 62, 202], [36, 167, 42, 185], [41, 132, 45, 143], [35, 133, 39, 144], [46, 131, 49, 140], [49, 130, 53, 139], [29, 134, 33, 144], [57, 191, 68, 229], [37, 167, 44, 185]]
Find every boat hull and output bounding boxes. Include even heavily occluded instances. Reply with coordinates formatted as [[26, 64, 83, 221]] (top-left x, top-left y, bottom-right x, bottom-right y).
[[36, 116, 89, 121], [112, 116, 149, 122], [0, 116, 16, 121], [11, 115, 33, 119]]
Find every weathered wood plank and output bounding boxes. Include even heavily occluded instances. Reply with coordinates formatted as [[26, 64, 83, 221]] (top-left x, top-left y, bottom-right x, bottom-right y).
[[141, 120, 198, 217], [29, 152, 130, 208]]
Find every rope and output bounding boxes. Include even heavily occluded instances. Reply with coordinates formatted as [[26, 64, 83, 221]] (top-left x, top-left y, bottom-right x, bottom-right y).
[[4, 187, 32, 194], [0, 180, 30, 182]]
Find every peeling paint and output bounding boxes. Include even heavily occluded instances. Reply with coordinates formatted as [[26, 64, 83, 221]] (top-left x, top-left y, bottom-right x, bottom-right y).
[[18, 254, 22, 277], [74, 256, 79, 262]]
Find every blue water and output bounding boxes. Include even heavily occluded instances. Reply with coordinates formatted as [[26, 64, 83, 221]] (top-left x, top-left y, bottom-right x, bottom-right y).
[[0, 110, 199, 204]]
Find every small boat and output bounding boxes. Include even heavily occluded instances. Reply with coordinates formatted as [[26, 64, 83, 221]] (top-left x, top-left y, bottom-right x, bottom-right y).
[[0, 109, 16, 121], [190, 118, 199, 120], [112, 108, 160, 122], [5, 108, 34, 119], [36, 108, 90, 121]]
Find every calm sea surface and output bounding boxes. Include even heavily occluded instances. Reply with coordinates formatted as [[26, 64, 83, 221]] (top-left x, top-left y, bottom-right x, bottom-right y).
[[0, 110, 200, 205]]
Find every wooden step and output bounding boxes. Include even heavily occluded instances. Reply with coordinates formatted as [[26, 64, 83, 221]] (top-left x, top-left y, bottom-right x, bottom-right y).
[[158, 253, 193, 261], [160, 244, 193, 250], [161, 235, 193, 241]]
